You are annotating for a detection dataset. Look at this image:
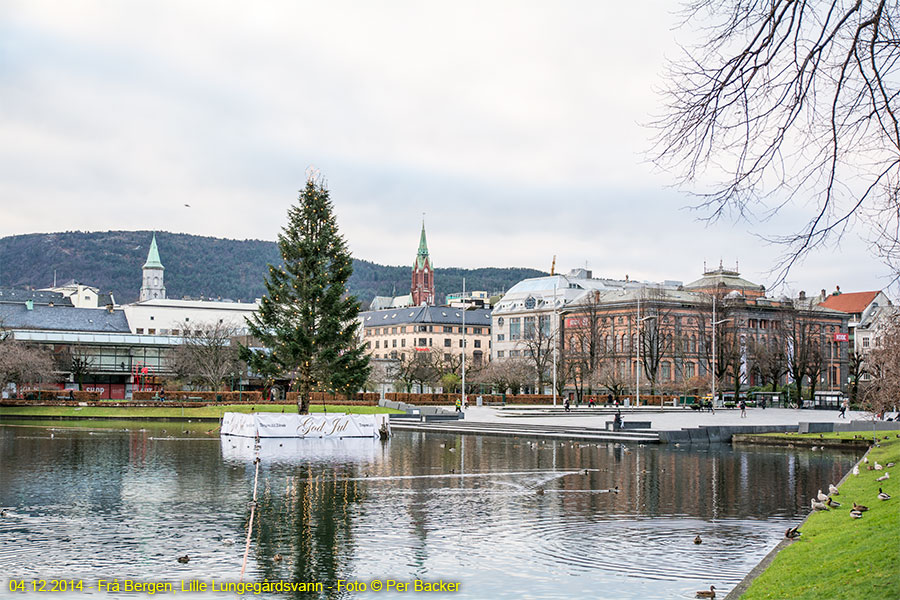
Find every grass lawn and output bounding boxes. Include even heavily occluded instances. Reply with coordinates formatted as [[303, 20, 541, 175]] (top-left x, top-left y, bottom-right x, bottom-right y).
[[740, 433, 900, 600], [0, 404, 402, 419]]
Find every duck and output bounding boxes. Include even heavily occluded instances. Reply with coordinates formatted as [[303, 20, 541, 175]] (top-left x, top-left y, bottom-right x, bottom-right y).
[[826, 497, 842, 508], [816, 489, 828, 503], [694, 535, 702, 545], [829, 484, 840, 495], [273, 554, 283, 562], [784, 526, 802, 539], [874, 462, 883, 470], [876, 473, 890, 482], [695, 585, 717, 598], [864, 456, 869, 463], [811, 498, 828, 511], [852, 465, 860, 475], [177, 555, 190, 564], [852, 502, 869, 512], [887, 462, 896, 468], [222, 539, 235, 546], [878, 488, 891, 501], [850, 510, 863, 519]]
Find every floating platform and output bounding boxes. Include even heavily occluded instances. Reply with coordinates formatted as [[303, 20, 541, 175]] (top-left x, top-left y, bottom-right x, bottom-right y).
[[220, 412, 390, 439]]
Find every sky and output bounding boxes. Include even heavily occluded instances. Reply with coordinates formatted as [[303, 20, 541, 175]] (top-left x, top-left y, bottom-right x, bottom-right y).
[[0, 1, 891, 297]]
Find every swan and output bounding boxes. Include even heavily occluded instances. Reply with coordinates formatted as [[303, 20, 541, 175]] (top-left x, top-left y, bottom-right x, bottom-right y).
[[695, 585, 716, 598], [878, 488, 891, 501], [811, 498, 828, 511], [874, 462, 883, 470], [816, 490, 828, 502], [876, 473, 890, 482], [829, 484, 839, 495], [852, 465, 859, 475]]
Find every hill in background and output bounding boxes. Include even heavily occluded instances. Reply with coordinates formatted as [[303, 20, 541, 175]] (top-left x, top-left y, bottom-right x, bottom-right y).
[[0, 231, 545, 306]]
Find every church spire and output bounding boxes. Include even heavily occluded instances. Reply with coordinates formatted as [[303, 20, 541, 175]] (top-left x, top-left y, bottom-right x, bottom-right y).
[[139, 233, 166, 301], [411, 221, 435, 305], [143, 233, 165, 270]]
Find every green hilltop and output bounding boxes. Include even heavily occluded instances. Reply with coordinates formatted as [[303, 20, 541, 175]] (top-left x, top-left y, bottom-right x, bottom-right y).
[[0, 231, 545, 306]]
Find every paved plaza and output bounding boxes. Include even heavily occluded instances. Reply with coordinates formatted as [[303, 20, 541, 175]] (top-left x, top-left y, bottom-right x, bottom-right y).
[[458, 405, 879, 432]]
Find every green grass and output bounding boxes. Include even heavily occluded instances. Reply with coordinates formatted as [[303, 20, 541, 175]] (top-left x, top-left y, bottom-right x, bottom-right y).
[[758, 431, 893, 442], [741, 433, 900, 600], [0, 404, 401, 419]]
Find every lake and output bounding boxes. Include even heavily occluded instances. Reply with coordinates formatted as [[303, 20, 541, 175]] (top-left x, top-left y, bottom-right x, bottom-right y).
[[0, 422, 860, 599]]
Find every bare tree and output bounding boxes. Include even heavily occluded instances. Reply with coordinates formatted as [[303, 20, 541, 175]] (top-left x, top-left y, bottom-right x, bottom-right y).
[[517, 313, 556, 393], [0, 340, 55, 395], [655, 1, 900, 280], [170, 321, 244, 391], [748, 332, 788, 392], [848, 349, 866, 401], [861, 312, 900, 415]]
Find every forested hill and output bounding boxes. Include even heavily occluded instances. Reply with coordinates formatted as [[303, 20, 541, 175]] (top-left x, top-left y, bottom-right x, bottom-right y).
[[0, 231, 546, 306]]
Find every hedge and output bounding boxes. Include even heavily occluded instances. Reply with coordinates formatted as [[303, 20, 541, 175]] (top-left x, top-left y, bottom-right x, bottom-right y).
[[131, 391, 263, 402]]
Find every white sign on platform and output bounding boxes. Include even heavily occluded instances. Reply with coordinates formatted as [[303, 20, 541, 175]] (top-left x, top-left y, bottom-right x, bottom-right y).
[[220, 412, 389, 439]]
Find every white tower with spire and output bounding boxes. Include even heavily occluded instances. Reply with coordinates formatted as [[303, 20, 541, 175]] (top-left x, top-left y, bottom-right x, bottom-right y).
[[139, 233, 166, 301]]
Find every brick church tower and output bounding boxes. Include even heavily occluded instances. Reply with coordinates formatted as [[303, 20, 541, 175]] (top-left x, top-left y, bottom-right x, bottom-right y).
[[411, 222, 435, 305]]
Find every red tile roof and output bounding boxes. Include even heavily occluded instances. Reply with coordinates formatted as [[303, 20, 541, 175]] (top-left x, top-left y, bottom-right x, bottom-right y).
[[819, 291, 880, 314]]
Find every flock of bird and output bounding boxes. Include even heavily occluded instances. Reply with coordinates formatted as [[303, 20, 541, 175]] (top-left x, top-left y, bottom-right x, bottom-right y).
[[692, 449, 894, 599]]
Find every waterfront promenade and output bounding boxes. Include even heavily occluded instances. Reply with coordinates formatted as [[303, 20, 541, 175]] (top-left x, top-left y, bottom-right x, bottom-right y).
[[389, 405, 888, 443]]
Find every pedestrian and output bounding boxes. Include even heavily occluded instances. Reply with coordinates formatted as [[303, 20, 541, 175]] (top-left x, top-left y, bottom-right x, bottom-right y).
[[839, 398, 848, 419], [455, 397, 462, 413], [739, 399, 747, 418], [760, 396, 766, 410], [613, 410, 622, 432], [607, 393, 613, 406], [159, 388, 166, 402], [589, 396, 595, 408], [564, 397, 571, 412]]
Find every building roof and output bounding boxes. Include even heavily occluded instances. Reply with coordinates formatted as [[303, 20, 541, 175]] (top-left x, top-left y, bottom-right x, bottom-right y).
[[0, 288, 73, 306], [369, 294, 413, 311], [142, 233, 165, 270], [819, 291, 880, 314], [130, 298, 259, 311], [683, 265, 765, 295], [360, 305, 492, 327], [0, 304, 130, 333]]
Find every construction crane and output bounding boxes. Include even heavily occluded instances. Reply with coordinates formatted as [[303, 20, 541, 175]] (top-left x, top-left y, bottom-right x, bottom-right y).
[[550, 255, 556, 275]]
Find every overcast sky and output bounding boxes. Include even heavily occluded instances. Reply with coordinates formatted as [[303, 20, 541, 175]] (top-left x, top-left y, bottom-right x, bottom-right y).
[[0, 1, 889, 296]]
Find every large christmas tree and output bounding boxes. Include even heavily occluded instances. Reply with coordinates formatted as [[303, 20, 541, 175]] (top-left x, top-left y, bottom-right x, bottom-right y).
[[241, 177, 370, 414]]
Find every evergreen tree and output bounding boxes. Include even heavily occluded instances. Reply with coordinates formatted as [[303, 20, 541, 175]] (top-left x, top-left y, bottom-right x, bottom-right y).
[[241, 178, 370, 413]]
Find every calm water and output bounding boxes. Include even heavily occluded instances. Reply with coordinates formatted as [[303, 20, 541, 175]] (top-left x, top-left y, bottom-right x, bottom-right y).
[[0, 421, 860, 599]]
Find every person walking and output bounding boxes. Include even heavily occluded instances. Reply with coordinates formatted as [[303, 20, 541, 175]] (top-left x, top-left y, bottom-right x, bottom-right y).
[[839, 398, 848, 418], [739, 398, 747, 418], [455, 397, 462, 413], [564, 397, 571, 412]]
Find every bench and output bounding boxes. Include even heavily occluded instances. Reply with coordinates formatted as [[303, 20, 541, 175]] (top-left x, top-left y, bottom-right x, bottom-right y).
[[605, 420, 652, 431]]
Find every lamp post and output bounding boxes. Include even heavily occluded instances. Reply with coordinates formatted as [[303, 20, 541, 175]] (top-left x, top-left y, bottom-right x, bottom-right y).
[[634, 288, 657, 406], [552, 283, 559, 407], [461, 277, 466, 411]]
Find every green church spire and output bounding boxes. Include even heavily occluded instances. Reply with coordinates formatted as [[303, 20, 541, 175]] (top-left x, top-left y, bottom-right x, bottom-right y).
[[143, 233, 165, 270], [416, 222, 430, 269]]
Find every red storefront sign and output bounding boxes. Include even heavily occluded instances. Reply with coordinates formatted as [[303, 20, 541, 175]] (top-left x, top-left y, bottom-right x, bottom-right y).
[[834, 333, 849, 342]]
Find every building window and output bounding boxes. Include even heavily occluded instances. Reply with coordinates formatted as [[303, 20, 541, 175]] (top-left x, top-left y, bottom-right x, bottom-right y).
[[661, 362, 671, 381], [148, 329, 155, 335], [863, 337, 870, 348], [401, 339, 406, 347], [444, 353, 451, 361], [497, 350, 505, 358], [539, 315, 550, 336], [444, 338, 452, 347], [392, 339, 397, 347], [510, 318, 521, 340], [391, 351, 398, 359], [473, 327, 483, 334], [474, 340, 481, 348], [443, 326, 453, 333], [418, 338, 427, 347], [524, 316, 536, 339], [459, 339, 464, 348], [375, 340, 380, 348], [149, 316, 154, 321], [510, 350, 520, 357], [497, 334, 505, 341], [366, 341, 371, 349], [685, 362, 695, 378], [136, 328, 144, 334], [171, 329, 179, 336]]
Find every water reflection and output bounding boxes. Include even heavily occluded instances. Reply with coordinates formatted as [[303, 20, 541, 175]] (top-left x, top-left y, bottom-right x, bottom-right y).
[[0, 423, 861, 599]]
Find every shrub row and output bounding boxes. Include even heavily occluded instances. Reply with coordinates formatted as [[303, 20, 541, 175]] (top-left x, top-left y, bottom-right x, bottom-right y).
[[11, 390, 102, 402], [131, 391, 264, 402]]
